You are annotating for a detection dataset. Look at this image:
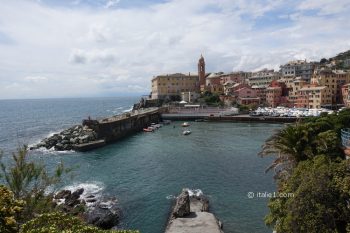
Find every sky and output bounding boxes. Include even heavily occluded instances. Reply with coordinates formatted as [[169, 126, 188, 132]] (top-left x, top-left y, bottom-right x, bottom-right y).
[[0, 0, 350, 99]]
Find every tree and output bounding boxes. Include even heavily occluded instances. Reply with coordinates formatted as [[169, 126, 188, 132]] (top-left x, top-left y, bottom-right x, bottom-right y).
[[20, 212, 139, 233], [320, 58, 328, 64], [0, 185, 25, 233], [0, 146, 71, 222], [259, 123, 314, 180], [265, 156, 350, 233]]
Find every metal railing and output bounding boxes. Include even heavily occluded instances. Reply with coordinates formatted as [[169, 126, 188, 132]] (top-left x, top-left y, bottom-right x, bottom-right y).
[[341, 128, 350, 148]]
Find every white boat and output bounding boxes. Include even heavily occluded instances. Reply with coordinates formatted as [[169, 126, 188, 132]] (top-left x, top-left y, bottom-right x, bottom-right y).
[[182, 122, 190, 127], [183, 130, 191, 135]]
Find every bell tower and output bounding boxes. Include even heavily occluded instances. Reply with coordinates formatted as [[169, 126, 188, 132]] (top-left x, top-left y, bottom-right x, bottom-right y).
[[198, 54, 205, 92]]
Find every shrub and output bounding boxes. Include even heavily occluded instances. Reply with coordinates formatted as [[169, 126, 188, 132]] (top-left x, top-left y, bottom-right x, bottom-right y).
[[0, 185, 25, 233], [20, 212, 139, 233]]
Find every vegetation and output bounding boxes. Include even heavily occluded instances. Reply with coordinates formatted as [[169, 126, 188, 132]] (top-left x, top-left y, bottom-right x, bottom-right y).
[[0, 147, 139, 233], [0, 146, 70, 223], [261, 109, 350, 232], [0, 185, 24, 233], [199, 91, 223, 106], [20, 212, 139, 233]]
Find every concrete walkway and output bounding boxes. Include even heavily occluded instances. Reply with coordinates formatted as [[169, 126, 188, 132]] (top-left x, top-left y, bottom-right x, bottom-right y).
[[166, 212, 223, 233]]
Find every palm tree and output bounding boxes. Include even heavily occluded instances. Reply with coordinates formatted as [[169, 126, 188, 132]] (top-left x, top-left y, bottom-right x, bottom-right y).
[[259, 123, 314, 181]]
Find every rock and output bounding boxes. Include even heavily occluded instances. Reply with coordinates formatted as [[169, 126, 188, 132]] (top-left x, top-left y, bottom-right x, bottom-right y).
[[83, 200, 120, 229], [64, 188, 84, 207], [172, 189, 190, 218], [190, 195, 209, 212], [72, 188, 84, 198], [61, 139, 69, 145], [55, 190, 71, 199], [55, 143, 64, 150]]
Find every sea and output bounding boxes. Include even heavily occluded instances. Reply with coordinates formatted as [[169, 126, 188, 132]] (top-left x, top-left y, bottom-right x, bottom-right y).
[[0, 97, 281, 233]]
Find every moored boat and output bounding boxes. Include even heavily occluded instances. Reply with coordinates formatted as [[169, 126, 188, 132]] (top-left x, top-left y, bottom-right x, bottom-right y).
[[143, 127, 154, 132], [183, 130, 191, 135], [182, 122, 190, 127]]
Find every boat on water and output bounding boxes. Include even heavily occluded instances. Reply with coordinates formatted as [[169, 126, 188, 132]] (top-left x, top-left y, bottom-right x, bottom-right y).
[[143, 127, 154, 132], [182, 122, 190, 127], [183, 130, 191, 135]]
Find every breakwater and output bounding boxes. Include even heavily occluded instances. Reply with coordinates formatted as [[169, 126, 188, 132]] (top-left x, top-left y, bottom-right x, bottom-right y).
[[165, 189, 224, 233], [31, 107, 163, 152]]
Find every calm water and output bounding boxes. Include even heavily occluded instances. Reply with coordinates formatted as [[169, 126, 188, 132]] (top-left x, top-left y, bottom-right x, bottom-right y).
[[0, 97, 280, 233]]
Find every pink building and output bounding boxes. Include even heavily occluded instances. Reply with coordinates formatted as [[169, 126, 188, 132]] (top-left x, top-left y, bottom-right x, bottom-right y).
[[234, 87, 260, 105]]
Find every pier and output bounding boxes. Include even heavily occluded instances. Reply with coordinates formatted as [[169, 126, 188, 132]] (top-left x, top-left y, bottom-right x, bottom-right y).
[[77, 107, 162, 151]]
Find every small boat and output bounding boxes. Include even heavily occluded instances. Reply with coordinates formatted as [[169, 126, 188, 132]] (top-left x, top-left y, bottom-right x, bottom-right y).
[[183, 130, 191, 135], [182, 122, 190, 127], [143, 127, 154, 132]]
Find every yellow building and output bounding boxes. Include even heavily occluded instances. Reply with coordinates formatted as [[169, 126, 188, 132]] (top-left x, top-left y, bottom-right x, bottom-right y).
[[151, 73, 199, 100], [311, 69, 350, 104], [296, 85, 332, 109]]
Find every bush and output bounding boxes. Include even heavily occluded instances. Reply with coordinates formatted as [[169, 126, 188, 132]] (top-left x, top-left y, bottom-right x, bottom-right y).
[[0, 146, 71, 222], [20, 212, 139, 233], [0, 185, 25, 233]]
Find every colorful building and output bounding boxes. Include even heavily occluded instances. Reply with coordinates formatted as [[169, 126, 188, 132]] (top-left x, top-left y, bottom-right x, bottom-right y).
[[341, 84, 350, 107], [234, 87, 260, 105], [266, 80, 289, 107], [296, 85, 332, 109], [248, 69, 280, 87], [311, 69, 350, 105], [151, 73, 199, 100]]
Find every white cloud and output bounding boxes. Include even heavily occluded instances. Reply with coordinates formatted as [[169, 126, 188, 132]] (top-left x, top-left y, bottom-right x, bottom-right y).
[[24, 76, 48, 82], [105, 0, 121, 9], [0, 0, 349, 99]]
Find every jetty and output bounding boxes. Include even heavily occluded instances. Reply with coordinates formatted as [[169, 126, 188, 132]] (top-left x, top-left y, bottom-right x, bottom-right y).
[[165, 189, 224, 233], [31, 107, 164, 152]]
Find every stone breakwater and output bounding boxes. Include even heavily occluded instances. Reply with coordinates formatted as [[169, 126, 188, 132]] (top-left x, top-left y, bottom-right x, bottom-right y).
[[30, 125, 99, 151], [30, 107, 162, 152], [165, 189, 224, 233]]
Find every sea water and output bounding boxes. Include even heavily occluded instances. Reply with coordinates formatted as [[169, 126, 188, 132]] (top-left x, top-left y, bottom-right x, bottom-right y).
[[0, 97, 280, 233]]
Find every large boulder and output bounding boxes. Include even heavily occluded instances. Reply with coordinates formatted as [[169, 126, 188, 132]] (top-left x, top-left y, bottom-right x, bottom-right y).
[[83, 199, 120, 229], [64, 188, 84, 207], [172, 189, 190, 218], [55, 190, 71, 199]]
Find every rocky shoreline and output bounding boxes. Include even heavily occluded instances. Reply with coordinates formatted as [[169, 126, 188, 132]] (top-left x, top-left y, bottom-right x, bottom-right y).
[[165, 189, 224, 233], [30, 124, 99, 151], [53, 187, 121, 229]]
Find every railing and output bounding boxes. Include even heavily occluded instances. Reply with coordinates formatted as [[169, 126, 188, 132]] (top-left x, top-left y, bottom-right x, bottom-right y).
[[341, 128, 350, 148]]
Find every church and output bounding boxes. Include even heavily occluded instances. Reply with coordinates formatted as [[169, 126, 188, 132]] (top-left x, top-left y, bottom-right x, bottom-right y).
[[150, 55, 207, 101]]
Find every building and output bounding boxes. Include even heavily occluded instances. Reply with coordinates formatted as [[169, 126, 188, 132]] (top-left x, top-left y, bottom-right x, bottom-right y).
[[311, 68, 350, 105], [288, 77, 307, 106], [248, 69, 280, 87], [280, 60, 317, 81], [220, 71, 250, 85], [206, 72, 224, 94], [296, 84, 332, 109], [266, 80, 289, 107], [151, 73, 199, 100], [341, 84, 350, 107], [198, 55, 206, 92], [234, 87, 260, 105], [251, 85, 267, 104]]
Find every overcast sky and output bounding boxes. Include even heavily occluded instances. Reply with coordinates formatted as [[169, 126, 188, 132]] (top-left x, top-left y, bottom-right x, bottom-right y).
[[0, 0, 349, 99]]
